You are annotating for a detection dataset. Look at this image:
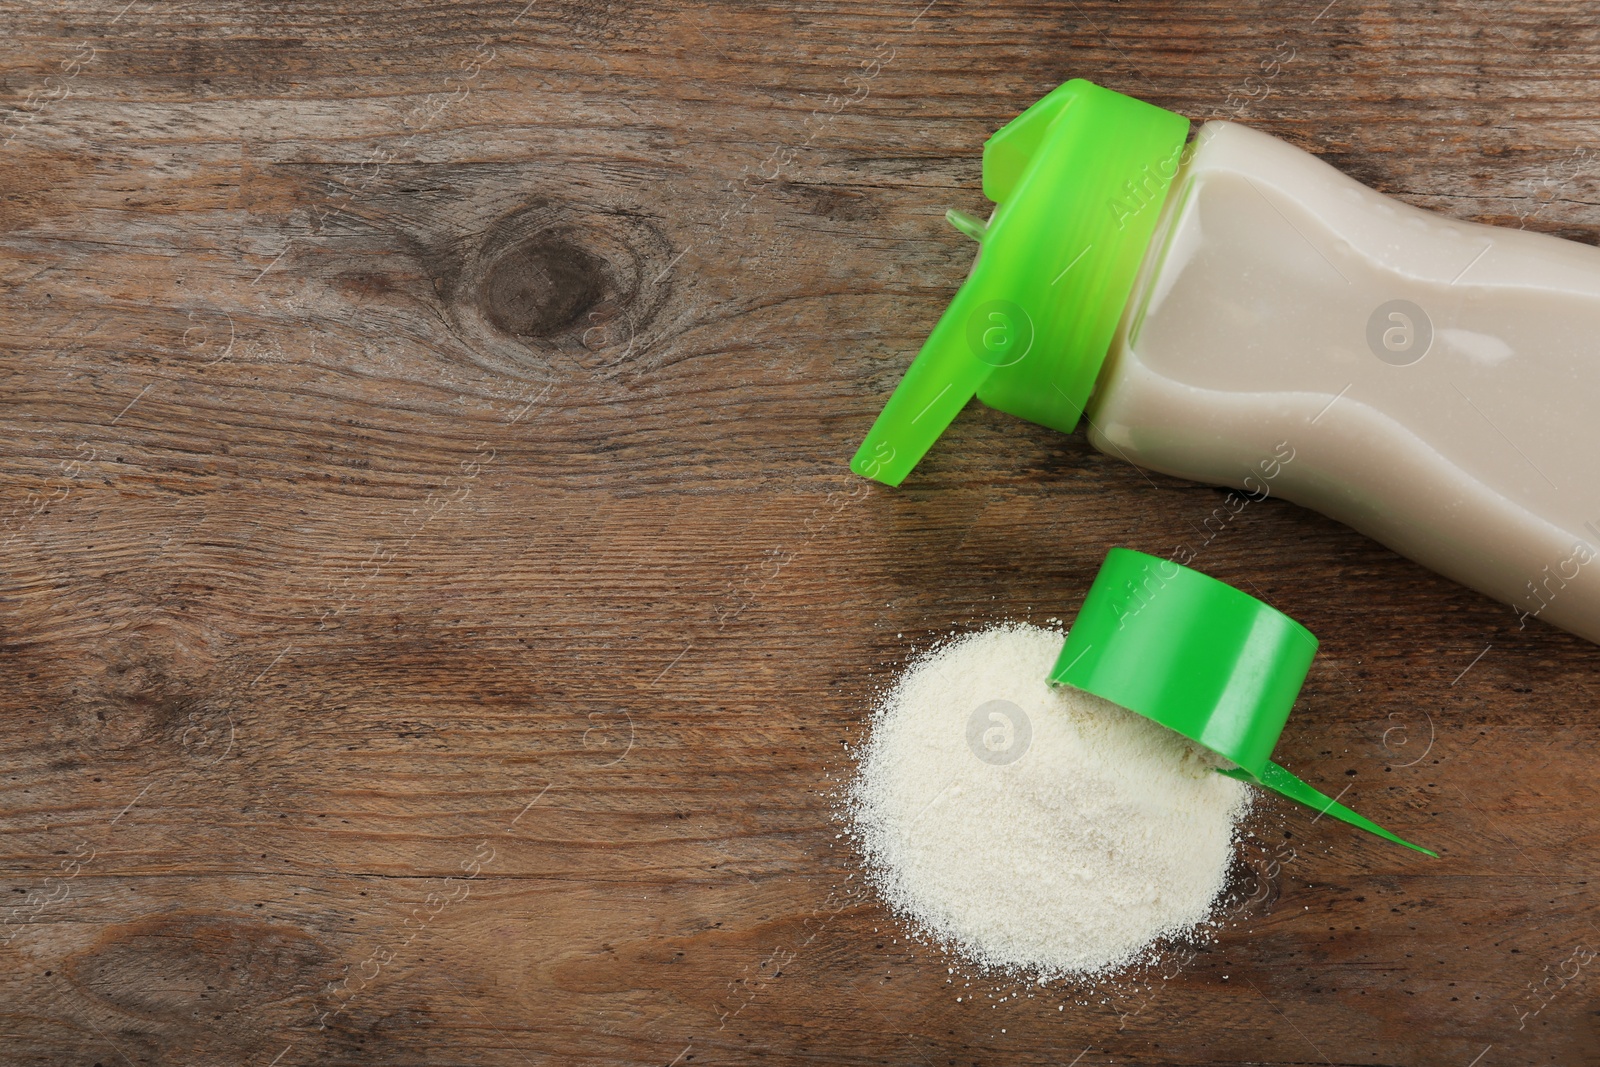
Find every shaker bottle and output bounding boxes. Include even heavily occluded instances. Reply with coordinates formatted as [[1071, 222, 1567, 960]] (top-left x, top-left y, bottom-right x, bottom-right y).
[[851, 79, 1600, 644]]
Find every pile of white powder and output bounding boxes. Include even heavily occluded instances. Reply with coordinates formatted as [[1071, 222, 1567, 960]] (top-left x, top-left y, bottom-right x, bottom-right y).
[[849, 623, 1251, 977]]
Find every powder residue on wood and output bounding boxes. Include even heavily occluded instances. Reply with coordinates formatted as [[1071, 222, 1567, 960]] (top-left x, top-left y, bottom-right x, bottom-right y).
[[849, 623, 1250, 977]]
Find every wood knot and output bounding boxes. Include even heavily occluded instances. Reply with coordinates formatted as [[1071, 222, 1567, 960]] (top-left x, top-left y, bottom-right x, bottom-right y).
[[65, 913, 328, 1023], [431, 200, 675, 379], [480, 235, 605, 339]]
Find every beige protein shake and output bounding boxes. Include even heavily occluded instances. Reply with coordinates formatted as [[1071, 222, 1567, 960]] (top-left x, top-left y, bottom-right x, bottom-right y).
[[1094, 119, 1600, 641], [852, 79, 1600, 644]]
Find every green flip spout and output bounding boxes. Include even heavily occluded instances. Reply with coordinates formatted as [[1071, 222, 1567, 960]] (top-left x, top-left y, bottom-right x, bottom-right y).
[[850, 79, 1190, 486]]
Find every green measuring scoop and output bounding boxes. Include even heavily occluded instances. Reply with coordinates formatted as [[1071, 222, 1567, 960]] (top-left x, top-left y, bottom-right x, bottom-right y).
[[1053, 548, 1436, 857]]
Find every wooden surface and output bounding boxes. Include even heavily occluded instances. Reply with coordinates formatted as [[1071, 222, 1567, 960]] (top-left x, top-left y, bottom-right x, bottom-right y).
[[2, 1, 1600, 1064]]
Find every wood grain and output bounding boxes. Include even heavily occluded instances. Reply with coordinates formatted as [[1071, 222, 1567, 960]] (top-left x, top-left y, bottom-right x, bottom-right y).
[[2, 0, 1600, 1063]]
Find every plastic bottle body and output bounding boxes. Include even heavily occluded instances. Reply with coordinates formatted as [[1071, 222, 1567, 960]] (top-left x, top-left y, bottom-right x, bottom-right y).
[[1089, 120, 1600, 642]]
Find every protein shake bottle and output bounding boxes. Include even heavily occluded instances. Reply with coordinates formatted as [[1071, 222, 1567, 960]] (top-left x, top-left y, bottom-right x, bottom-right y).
[[851, 79, 1600, 645]]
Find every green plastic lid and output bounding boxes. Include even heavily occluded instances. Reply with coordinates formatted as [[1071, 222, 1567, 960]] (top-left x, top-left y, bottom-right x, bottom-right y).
[[1054, 548, 1437, 857], [850, 79, 1190, 485]]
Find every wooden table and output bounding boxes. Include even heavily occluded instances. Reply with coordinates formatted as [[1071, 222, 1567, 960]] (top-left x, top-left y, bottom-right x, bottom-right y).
[[2, 1, 1598, 1063]]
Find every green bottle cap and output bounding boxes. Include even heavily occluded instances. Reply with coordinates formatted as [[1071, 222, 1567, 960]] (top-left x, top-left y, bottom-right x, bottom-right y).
[[1053, 548, 1438, 857], [850, 80, 1190, 486]]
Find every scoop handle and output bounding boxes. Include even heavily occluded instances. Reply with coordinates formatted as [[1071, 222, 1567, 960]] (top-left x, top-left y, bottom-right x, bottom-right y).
[[1220, 761, 1438, 858]]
